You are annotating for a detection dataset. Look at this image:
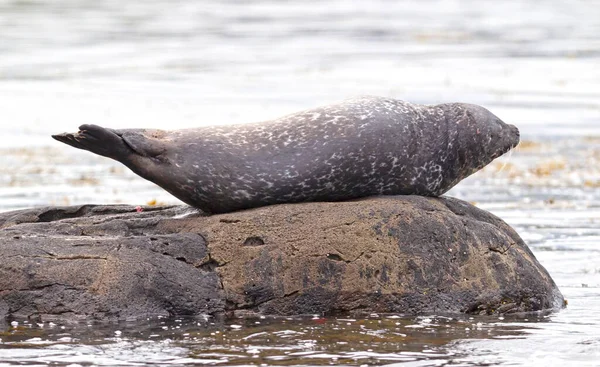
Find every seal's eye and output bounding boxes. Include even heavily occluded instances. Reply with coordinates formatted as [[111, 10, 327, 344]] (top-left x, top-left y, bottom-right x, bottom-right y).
[[489, 119, 504, 140]]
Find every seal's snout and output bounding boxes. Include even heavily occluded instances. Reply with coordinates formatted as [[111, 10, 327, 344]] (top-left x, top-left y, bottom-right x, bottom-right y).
[[509, 124, 520, 138], [507, 124, 520, 147]]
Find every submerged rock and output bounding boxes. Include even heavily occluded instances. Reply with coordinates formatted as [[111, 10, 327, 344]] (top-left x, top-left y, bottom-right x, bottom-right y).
[[0, 196, 563, 320]]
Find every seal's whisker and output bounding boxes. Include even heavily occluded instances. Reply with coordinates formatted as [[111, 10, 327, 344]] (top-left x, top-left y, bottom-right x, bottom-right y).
[[514, 140, 522, 152], [496, 149, 513, 174]]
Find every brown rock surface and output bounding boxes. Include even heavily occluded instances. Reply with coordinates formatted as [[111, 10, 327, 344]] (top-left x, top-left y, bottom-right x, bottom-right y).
[[0, 196, 563, 320]]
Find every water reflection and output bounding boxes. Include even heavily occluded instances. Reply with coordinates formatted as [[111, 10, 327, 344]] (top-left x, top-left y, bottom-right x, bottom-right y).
[[1, 314, 550, 366]]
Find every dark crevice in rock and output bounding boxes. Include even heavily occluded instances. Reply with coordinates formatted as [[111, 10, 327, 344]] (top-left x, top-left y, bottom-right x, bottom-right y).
[[488, 240, 515, 255], [55, 255, 108, 261], [326, 253, 345, 262], [39, 248, 57, 257], [199, 256, 226, 272], [243, 236, 265, 246], [32, 205, 175, 224], [36, 205, 97, 222], [220, 218, 241, 224], [71, 243, 95, 247], [17, 283, 79, 292], [488, 245, 510, 254], [283, 290, 299, 298], [351, 251, 366, 262]]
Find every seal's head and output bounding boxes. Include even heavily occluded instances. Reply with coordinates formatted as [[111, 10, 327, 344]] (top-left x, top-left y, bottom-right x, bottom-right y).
[[454, 103, 520, 172], [461, 103, 520, 158], [434, 103, 520, 194]]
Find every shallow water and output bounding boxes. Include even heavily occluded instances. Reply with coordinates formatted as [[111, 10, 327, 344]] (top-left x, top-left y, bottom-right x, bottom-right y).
[[1, 0, 600, 365]]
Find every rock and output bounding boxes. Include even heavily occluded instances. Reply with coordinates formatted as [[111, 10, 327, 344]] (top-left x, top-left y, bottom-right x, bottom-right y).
[[0, 196, 564, 320]]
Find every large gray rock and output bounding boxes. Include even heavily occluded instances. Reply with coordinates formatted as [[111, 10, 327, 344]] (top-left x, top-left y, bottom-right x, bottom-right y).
[[0, 196, 563, 320]]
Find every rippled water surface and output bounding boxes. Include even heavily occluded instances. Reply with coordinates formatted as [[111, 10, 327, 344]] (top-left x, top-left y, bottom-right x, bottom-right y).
[[1, 0, 599, 365]]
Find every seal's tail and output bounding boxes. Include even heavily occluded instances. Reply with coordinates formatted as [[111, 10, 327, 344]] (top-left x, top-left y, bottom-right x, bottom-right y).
[[52, 124, 132, 160]]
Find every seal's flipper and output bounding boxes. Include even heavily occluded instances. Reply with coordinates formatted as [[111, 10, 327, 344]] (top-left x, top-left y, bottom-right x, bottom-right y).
[[53, 124, 168, 162], [120, 131, 166, 157], [52, 124, 134, 160]]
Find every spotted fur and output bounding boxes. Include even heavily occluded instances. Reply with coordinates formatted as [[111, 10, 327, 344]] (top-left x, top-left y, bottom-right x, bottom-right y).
[[53, 96, 519, 214]]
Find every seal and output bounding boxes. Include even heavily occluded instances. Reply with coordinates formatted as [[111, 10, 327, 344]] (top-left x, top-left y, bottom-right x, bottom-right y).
[[52, 96, 519, 214]]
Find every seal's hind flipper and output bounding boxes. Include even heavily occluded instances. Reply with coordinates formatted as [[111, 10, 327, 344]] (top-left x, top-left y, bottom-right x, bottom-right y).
[[52, 124, 133, 160]]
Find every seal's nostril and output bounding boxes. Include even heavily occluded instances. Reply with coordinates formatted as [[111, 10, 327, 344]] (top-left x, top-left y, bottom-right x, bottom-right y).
[[511, 124, 520, 136]]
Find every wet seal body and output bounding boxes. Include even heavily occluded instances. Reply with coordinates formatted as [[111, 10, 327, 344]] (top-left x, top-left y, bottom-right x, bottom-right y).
[[53, 96, 519, 214]]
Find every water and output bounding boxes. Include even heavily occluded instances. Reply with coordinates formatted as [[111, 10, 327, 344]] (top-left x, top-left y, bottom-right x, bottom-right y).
[[1, 0, 599, 365]]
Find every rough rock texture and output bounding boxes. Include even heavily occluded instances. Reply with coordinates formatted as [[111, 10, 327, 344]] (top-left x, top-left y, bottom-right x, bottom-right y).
[[0, 196, 564, 320]]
